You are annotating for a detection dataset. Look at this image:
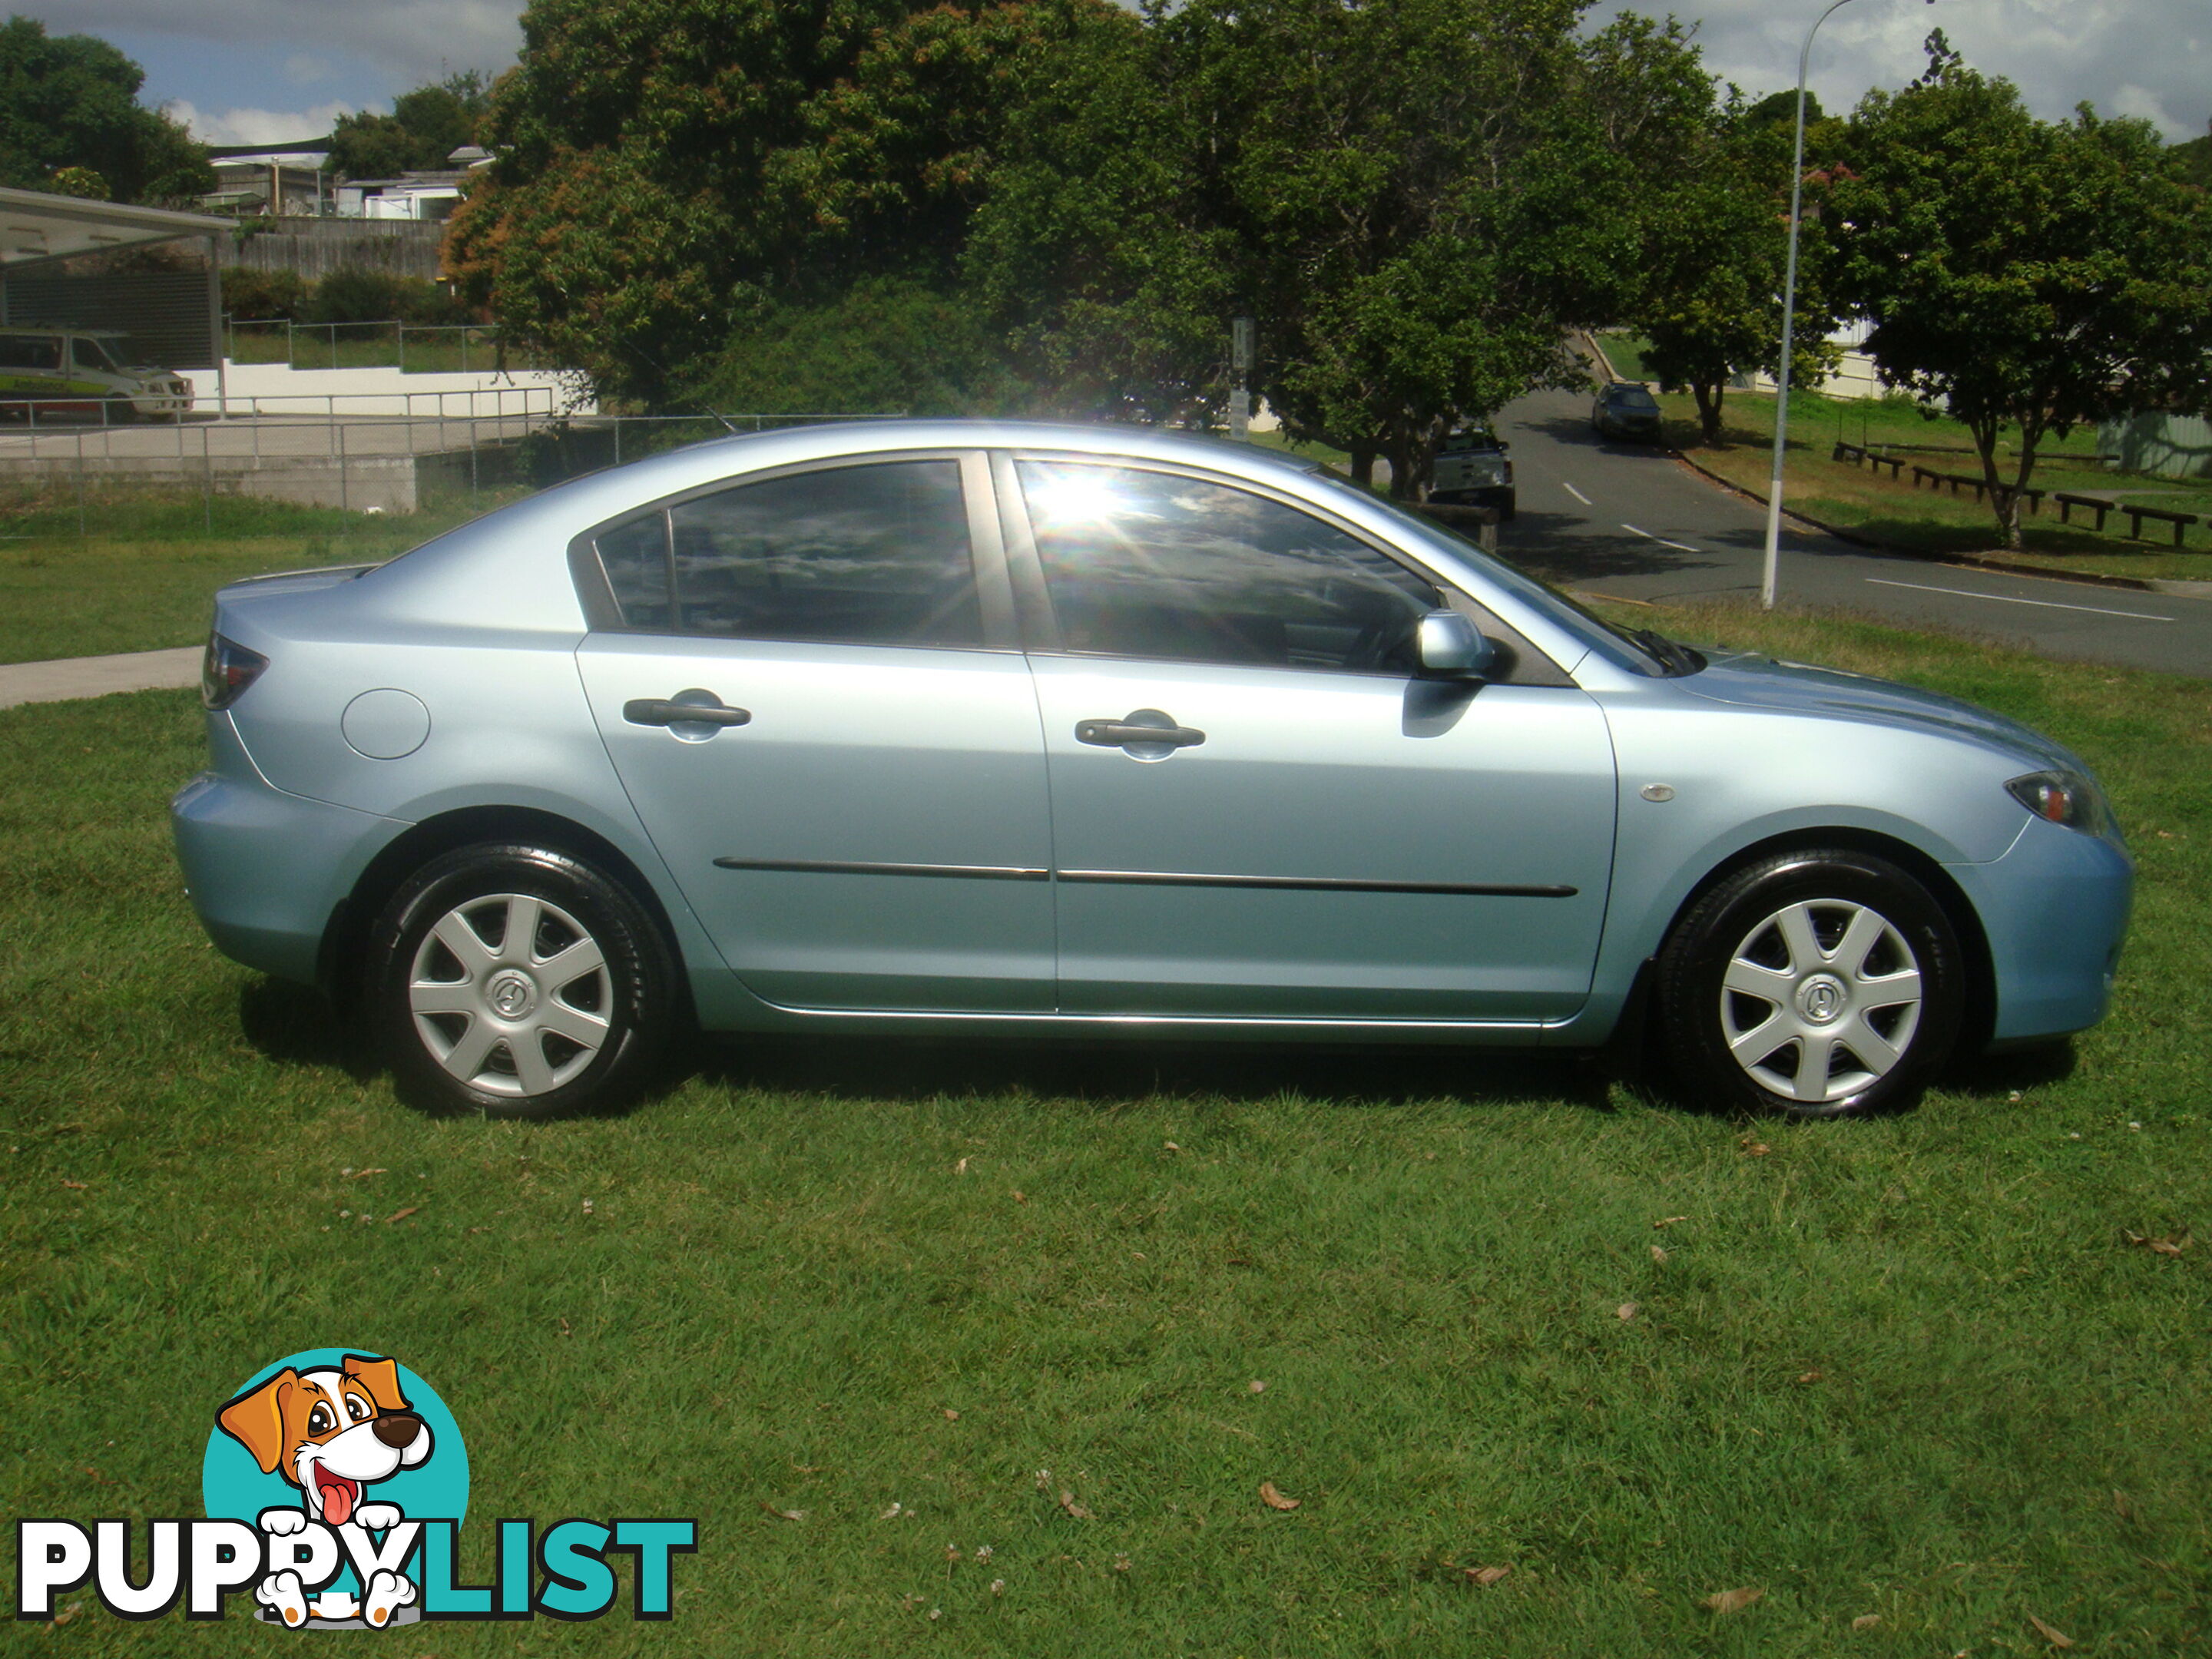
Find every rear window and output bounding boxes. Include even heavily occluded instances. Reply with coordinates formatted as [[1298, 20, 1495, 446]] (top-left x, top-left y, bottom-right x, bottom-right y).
[[1611, 387, 1659, 409]]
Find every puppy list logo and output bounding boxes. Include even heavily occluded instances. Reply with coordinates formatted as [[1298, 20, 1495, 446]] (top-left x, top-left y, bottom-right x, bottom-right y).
[[15, 1348, 695, 1628]]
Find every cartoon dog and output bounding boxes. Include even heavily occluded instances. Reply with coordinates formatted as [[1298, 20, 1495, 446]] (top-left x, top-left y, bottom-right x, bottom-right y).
[[217, 1353, 433, 1628]]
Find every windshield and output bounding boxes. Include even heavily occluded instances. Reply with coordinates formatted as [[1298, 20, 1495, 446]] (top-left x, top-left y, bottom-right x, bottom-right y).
[[1610, 387, 1659, 409], [1301, 471, 1694, 677]]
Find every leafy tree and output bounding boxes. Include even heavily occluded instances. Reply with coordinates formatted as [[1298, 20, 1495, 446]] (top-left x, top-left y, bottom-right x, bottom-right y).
[[2173, 124, 2212, 190], [1636, 100, 1844, 446], [971, 0, 1714, 495], [446, 0, 1045, 408], [685, 276, 1022, 415], [962, 0, 1234, 422], [0, 16, 211, 205], [1833, 35, 2212, 547], [326, 71, 492, 180]]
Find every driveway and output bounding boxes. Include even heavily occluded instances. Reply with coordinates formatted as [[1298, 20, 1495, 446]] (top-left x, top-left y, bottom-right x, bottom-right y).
[[1491, 389, 2212, 677]]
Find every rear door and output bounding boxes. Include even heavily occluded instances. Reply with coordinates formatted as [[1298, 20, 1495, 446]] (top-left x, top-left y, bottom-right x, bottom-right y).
[[575, 451, 1055, 1012]]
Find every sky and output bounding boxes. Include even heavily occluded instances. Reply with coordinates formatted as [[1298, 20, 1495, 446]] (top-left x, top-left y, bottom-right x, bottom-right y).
[[31, 0, 2212, 151]]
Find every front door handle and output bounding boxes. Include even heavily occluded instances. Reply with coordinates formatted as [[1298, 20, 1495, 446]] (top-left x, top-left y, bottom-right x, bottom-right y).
[[1075, 712, 1206, 750], [624, 694, 752, 728]]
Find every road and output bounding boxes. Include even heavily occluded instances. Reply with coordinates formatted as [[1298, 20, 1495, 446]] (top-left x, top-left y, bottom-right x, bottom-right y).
[[1489, 388, 2212, 677]]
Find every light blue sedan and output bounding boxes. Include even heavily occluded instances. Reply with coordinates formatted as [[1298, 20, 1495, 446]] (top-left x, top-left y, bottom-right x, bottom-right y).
[[172, 421, 2132, 1118]]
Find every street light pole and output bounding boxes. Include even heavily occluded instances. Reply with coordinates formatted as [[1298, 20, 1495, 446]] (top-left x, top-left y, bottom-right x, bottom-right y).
[[1760, 0, 1856, 608], [1762, 0, 1926, 609]]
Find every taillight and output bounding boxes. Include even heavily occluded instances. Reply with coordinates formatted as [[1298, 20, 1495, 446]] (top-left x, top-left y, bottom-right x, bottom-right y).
[[201, 634, 268, 710]]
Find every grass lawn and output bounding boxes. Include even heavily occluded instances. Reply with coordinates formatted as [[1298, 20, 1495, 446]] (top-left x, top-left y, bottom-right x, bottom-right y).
[[0, 491, 526, 665], [1642, 384, 2212, 584], [4, 595, 2210, 1653]]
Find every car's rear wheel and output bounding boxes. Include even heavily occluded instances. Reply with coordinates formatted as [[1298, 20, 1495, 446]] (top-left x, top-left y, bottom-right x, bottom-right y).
[[368, 843, 676, 1118], [1655, 849, 1965, 1118]]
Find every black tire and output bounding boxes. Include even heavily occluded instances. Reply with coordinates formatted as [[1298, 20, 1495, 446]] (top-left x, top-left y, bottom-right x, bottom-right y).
[[367, 843, 677, 1118], [1502, 492, 1517, 522], [1655, 848, 1965, 1118]]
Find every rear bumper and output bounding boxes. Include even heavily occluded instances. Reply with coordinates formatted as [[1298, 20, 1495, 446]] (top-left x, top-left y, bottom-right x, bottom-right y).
[[171, 720, 407, 984], [1429, 485, 1513, 511], [1949, 816, 2133, 1045]]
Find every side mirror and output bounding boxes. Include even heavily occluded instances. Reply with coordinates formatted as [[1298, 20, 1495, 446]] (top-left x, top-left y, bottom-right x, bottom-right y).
[[1415, 610, 1496, 680]]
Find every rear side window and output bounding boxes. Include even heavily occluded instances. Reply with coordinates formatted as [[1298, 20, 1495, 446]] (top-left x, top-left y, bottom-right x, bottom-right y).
[[0, 334, 60, 372], [591, 460, 983, 648], [594, 514, 672, 630]]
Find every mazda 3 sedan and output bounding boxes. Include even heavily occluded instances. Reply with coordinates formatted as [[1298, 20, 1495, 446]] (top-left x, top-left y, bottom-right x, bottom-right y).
[[173, 420, 2131, 1120], [1592, 382, 1664, 442]]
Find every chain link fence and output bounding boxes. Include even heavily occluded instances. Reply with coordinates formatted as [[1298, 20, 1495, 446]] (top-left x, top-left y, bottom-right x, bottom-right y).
[[0, 403, 888, 537]]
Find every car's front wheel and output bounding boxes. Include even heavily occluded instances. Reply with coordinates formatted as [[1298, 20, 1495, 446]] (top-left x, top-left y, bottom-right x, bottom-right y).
[[1655, 849, 1965, 1118], [368, 843, 677, 1118]]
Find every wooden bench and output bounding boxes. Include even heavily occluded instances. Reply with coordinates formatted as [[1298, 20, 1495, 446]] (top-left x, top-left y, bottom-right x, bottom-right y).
[[1833, 441, 1908, 482], [2054, 492, 2112, 531], [2120, 502, 2197, 548]]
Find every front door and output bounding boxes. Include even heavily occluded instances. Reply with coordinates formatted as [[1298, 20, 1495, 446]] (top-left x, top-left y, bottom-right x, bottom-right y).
[[576, 453, 1055, 1012], [1005, 457, 1617, 1021]]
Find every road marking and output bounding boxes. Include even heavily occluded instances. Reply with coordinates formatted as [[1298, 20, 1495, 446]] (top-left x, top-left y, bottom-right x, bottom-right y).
[[1620, 522, 1700, 552], [1863, 578, 2174, 622], [1561, 481, 1591, 505]]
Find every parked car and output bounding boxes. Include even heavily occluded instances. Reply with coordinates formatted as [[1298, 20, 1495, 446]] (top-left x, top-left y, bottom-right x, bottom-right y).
[[1427, 426, 1515, 518], [174, 420, 2131, 1121], [0, 327, 190, 420], [1592, 381, 1664, 442]]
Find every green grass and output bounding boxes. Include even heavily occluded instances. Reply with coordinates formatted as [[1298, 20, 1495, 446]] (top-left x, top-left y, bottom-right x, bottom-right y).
[[1654, 389, 2212, 581], [4, 602, 2211, 1653], [0, 489, 528, 664], [1594, 332, 1657, 383]]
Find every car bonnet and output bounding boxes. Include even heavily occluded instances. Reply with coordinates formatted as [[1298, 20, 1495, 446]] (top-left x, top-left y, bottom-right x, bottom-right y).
[[1681, 649, 2088, 773]]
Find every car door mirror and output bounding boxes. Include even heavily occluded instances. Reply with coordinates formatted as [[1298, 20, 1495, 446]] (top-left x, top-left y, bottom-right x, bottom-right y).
[[1414, 610, 1495, 680]]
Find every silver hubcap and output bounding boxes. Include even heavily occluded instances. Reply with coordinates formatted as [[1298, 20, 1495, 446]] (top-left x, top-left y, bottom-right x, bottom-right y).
[[408, 893, 611, 1098], [1720, 899, 1923, 1103]]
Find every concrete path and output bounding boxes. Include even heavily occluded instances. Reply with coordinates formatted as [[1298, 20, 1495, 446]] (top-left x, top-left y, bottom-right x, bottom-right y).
[[0, 647, 200, 710]]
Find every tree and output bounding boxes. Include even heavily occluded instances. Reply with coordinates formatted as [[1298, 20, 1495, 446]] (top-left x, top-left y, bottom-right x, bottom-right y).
[[326, 71, 492, 180], [687, 276, 1022, 415], [969, 0, 1714, 496], [1635, 99, 1844, 447], [0, 17, 211, 205], [445, 0, 1046, 408], [1832, 35, 2212, 547], [961, 0, 1237, 422]]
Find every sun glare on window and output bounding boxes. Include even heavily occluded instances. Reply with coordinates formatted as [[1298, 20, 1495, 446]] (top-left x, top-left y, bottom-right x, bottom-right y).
[[1027, 471, 1125, 526]]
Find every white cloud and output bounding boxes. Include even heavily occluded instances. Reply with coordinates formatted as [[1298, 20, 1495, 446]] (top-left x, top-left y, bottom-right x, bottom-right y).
[[62, 0, 522, 91], [1608, 0, 2210, 143], [283, 54, 333, 86], [163, 98, 359, 147]]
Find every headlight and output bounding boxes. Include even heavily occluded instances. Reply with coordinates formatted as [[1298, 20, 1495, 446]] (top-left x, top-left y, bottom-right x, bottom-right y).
[[2006, 770, 2118, 839]]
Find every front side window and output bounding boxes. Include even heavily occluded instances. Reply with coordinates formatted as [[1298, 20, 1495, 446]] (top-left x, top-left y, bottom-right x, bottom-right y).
[[71, 338, 121, 373], [1018, 462, 1439, 673], [594, 460, 983, 647]]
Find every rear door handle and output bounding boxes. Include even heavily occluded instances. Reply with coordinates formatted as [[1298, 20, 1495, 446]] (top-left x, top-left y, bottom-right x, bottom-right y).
[[1075, 715, 1205, 750], [624, 695, 752, 728]]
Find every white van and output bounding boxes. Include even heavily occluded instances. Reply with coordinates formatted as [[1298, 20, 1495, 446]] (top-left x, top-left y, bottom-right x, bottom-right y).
[[0, 327, 192, 420]]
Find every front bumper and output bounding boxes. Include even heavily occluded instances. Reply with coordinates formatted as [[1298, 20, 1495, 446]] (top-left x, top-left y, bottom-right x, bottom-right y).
[[1949, 815, 2134, 1045], [171, 720, 407, 984]]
